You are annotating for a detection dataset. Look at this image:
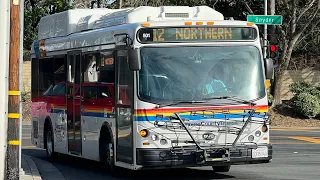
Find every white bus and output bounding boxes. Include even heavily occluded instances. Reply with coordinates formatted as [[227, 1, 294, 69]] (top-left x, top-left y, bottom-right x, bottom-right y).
[[30, 6, 274, 172]]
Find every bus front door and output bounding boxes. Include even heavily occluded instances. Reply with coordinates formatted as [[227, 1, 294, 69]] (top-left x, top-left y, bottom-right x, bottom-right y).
[[67, 51, 82, 155], [115, 50, 134, 164]]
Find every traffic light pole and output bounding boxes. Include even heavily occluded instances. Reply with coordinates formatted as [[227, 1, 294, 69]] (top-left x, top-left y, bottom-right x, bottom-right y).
[[6, 0, 21, 179], [264, 0, 268, 58]]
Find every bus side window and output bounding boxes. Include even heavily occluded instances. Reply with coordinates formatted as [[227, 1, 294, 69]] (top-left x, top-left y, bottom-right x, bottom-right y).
[[97, 86, 111, 98], [83, 86, 97, 99]]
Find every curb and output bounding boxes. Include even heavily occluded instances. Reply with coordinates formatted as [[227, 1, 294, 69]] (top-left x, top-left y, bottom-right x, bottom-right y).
[[23, 155, 42, 180], [23, 121, 32, 126]]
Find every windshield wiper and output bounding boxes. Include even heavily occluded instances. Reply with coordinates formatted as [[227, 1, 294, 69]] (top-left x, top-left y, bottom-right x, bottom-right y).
[[155, 100, 206, 108], [202, 96, 257, 106]]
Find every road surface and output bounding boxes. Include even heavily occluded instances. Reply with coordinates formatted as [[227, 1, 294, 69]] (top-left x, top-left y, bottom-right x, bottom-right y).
[[22, 124, 320, 180]]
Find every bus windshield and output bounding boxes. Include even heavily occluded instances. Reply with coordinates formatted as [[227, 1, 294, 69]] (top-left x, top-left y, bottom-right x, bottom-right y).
[[138, 46, 266, 104]]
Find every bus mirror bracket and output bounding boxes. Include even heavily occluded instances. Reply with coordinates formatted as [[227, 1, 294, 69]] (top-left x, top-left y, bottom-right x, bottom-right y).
[[264, 58, 274, 79], [128, 48, 141, 71]]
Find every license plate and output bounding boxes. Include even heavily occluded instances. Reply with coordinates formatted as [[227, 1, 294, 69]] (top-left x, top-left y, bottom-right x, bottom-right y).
[[252, 147, 268, 158]]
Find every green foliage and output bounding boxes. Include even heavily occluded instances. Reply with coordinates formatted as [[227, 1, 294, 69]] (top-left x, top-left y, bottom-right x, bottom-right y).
[[290, 81, 320, 99], [289, 81, 320, 118], [24, 0, 73, 50], [291, 92, 320, 118], [268, 91, 274, 105]]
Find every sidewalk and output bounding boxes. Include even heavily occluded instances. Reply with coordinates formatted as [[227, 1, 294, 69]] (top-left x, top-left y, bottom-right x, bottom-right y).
[[20, 155, 42, 180]]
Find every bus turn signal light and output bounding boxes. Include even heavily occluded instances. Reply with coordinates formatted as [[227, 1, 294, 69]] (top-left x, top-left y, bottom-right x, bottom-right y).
[[140, 129, 149, 137], [247, 22, 254, 26], [141, 23, 150, 27], [262, 124, 268, 132]]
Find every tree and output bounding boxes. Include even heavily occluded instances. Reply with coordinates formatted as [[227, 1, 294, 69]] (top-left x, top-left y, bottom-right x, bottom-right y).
[[24, 0, 73, 50], [272, 0, 320, 106]]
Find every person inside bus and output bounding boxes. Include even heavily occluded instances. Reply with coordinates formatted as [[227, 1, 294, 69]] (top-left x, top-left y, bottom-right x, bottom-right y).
[[198, 62, 229, 97]]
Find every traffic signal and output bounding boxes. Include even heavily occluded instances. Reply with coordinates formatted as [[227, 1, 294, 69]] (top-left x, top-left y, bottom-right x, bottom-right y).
[[269, 45, 279, 59], [268, 44, 280, 68]]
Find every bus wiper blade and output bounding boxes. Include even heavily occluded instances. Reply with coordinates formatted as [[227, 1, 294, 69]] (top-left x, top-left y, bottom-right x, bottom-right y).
[[202, 96, 257, 106], [156, 100, 207, 108]]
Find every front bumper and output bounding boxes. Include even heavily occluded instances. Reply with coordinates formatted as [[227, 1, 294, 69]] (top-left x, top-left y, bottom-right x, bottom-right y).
[[136, 144, 272, 168]]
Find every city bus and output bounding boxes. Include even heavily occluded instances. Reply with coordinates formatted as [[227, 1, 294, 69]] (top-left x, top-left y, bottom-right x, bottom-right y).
[[30, 6, 274, 172]]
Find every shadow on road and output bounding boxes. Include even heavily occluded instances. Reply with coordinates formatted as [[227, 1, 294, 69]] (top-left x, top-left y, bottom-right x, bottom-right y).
[[22, 149, 235, 180]]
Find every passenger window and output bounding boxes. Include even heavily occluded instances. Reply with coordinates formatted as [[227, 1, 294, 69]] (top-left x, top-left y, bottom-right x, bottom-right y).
[[83, 86, 97, 99], [97, 86, 111, 98]]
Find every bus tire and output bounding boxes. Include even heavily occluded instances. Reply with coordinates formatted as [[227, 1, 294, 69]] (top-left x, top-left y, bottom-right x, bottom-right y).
[[44, 121, 57, 160], [212, 165, 231, 172], [99, 127, 117, 175]]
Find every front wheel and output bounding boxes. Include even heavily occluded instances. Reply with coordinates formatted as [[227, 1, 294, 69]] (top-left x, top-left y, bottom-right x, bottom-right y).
[[100, 137, 118, 175], [45, 122, 57, 160], [212, 165, 231, 172]]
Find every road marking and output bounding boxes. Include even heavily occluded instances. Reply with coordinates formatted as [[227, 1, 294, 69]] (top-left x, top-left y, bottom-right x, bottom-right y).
[[271, 129, 320, 133], [271, 142, 315, 145], [287, 136, 320, 144], [271, 127, 320, 130], [271, 136, 320, 138]]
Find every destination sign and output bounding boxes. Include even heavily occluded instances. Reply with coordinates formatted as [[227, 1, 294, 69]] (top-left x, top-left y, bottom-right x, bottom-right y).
[[137, 27, 257, 43]]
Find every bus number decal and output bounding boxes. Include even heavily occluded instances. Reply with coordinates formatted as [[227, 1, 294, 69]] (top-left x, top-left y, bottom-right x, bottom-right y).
[[153, 29, 164, 41]]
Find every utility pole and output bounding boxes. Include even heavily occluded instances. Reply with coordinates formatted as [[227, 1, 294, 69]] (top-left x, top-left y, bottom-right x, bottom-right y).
[[6, 0, 21, 179], [0, 0, 10, 178]]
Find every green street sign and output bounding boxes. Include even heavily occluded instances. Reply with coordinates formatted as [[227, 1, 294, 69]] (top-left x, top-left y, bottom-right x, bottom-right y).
[[247, 15, 283, 25]]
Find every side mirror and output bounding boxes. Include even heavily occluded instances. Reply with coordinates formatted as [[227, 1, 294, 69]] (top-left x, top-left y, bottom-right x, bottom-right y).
[[265, 58, 274, 79], [128, 49, 141, 71]]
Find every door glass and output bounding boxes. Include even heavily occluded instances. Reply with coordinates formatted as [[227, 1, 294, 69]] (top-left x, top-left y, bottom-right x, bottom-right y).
[[67, 55, 75, 152], [74, 54, 82, 154], [67, 53, 82, 155], [116, 52, 133, 164]]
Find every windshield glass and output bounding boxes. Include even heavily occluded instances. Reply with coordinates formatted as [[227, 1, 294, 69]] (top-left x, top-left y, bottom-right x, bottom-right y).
[[43, 83, 65, 96], [138, 46, 265, 104]]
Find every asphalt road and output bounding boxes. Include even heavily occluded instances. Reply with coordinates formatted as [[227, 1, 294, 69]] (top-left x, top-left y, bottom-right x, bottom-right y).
[[22, 124, 320, 180]]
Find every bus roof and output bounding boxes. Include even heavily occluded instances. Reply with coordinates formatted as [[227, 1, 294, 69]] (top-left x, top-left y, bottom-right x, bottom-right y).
[[38, 6, 224, 40]]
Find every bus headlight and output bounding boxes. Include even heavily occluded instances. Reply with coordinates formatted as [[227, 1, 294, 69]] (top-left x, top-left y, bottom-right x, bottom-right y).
[[255, 130, 262, 137], [160, 139, 167, 145], [151, 135, 158, 141], [248, 135, 254, 142]]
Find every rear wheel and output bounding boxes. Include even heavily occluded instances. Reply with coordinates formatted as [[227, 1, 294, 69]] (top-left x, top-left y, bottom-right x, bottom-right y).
[[212, 165, 231, 172]]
